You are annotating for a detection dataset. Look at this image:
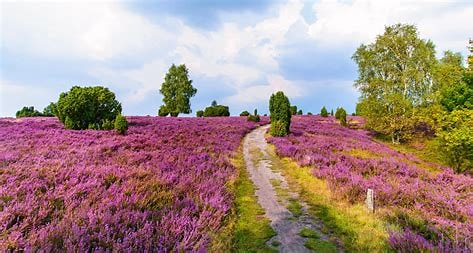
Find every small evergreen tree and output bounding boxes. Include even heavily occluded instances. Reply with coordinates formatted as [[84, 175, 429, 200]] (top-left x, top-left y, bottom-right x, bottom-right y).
[[297, 109, 303, 115], [320, 106, 328, 117], [290, 105, 297, 115], [240, 111, 250, 116], [114, 114, 128, 135], [269, 91, 291, 136], [339, 110, 347, 127]]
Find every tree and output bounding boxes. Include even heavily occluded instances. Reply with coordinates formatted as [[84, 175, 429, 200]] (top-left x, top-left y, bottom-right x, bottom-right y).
[[196, 110, 204, 117], [352, 24, 437, 143], [339, 109, 347, 127], [436, 109, 473, 173], [159, 64, 197, 117], [320, 106, 328, 117], [468, 39, 472, 70], [297, 109, 303, 115], [114, 114, 129, 135], [16, 106, 42, 118], [269, 91, 291, 136], [335, 107, 346, 120], [43, 102, 57, 116], [290, 105, 297, 115], [56, 86, 122, 130], [211, 100, 217, 107]]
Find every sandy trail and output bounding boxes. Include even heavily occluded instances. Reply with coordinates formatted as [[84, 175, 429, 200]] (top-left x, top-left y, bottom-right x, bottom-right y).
[[243, 125, 337, 252]]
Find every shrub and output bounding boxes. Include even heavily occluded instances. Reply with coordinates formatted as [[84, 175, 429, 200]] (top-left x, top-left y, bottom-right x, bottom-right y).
[[42, 102, 57, 116], [339, 110, 347, 127], [16, 106, 43, 118], [56, 86, 122, 130], [254, 108, 258, 116], [297, 109, 303, 115], [290, 105, 297, 115], [335, 107, 346, 119], [247, 114, 260, 122], [269, 91, 291, 136], [203, 102, 230, 117], [158, 105, 169, 117], [270, 120, 287, 136], [240, 111, 250, 116], [307, 112, 313, 115], [114, 114, 128, 135], [320, 106, 328, 117], [196, 110, 204, 117], [101, 119, 114, 130]]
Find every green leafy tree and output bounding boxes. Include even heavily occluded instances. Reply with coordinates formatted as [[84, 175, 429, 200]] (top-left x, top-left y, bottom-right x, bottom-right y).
[[436, 109, 473, 173], [290, 105, 297, 115], [196, 110, 204, 117], [16, 106, 43, 118], [159, 64, 197, 117], [320, 106, 328, 117], [43, 102, 57, 116], [56, 86, 122, 130], [269, 91, 291, 136], [352, 24, 437, 143]]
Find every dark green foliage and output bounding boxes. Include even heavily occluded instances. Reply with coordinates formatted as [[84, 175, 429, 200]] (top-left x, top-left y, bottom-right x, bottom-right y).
[[330, 109, 334, 116], [203, 101, 230, 117], [439, 72, 473, 112], [16, 106, 42, 118], [56, 86, 122, 130], [247, 114, 260, 122], [320, 106, 328, 117], [158, 105, 169, 117], [114, 114, 128, 135], [159, 64, 197, 117], [339, 110, 347, 127], [297, 109, 303, 115], [270, 120, 287, 136], [42, 102, 57, 116], [290, 105, 297, 115], [269, 91, 291, 136], [196, 110, 204, 117], [253, 108, 258, 116], [239, 111, 250, 116], [307, 112, 313, 115], [335, 107, 346, 120]]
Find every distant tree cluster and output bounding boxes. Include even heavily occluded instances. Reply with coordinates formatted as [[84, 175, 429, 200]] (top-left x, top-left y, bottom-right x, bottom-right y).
[[269, 91, 291, 136], [16, 103, 56, 118], [202, 100, 230, 117]]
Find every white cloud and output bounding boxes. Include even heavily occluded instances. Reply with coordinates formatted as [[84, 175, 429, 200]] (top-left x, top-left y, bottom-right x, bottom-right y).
[[0, 79, 52, 117], [307, 0, 473, 56], [226, 74, 303, 105]]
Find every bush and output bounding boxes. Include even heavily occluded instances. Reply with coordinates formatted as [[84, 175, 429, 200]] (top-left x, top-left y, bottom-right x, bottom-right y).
[[247, 114, 260, 122], [270, 120, 287, 136], [339, 110, 347, 127], [101, 119, 114, 130], [56, 86, 122, 130], [297, 109, 303, 115], [203, 104, 230, 117], [290, 105, 297, 115], [307, 112, 313, 115], [196, 110, 204, 117], [335, 107, 346, 119], [158, 105, 169, 117], [254, 108, 258, 116], [320, 106, 328, 117], [240, 111, 250, 116], [42, 102, 57, 117], [16, 106, 43, 118], [114, 114, 128, 135], [269, 91, 291, 136]]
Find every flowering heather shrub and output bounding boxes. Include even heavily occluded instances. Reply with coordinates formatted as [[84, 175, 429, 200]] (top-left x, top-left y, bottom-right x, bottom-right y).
[[0, 116, 267, 251], [267, 115, 472, 251]]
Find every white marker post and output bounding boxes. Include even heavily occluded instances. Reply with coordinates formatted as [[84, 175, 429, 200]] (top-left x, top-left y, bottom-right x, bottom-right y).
[[366, 188, 375, 213]]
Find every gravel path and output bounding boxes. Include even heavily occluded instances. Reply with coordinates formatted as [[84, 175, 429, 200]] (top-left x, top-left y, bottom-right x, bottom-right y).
[[243, 125, 338, 252]]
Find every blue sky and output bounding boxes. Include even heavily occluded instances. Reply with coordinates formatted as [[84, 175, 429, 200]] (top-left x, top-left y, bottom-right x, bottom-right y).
[[1, 0, 472, 117]]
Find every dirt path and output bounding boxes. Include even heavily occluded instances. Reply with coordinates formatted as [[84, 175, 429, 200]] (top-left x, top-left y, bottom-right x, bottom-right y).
[[243, 125, 337, 252]]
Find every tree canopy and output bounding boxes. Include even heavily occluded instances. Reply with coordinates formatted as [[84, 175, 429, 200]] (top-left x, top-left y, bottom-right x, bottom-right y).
[[159, 64, 197, 117], [352, 24, 437, 143]]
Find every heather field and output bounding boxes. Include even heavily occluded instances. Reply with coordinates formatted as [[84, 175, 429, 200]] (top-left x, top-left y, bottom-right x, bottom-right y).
[[0, 116, 267, 251], [268, 115, 473, 251]]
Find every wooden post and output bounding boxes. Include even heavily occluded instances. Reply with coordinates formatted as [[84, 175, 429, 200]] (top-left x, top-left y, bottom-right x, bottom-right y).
[[366, 188, 375, 213]]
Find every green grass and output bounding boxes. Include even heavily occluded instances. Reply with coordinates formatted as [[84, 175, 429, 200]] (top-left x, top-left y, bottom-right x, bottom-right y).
[[287, 198, 303, 218], [304, 238, 337, 253], [223, 149, 277, 252], [269, 178, 290, 202], [266, 145, 390, 252], [299, 228, 320, 239]]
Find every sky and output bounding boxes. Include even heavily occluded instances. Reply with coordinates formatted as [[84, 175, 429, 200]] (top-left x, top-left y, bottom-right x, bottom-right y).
[[1, 0, 472, 117]]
